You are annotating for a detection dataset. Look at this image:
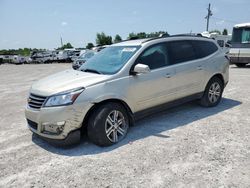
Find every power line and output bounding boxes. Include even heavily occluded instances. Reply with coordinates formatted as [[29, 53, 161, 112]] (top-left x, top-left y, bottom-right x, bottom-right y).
[[211, 16, 238, 24]]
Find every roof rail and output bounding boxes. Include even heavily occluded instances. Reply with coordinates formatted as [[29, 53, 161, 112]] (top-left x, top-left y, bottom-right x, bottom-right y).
[[114, 33, 211, 45], [169, 33, 209, 38]]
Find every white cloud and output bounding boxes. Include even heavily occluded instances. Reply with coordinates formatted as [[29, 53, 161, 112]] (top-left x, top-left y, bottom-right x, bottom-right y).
[[61, 21, 68, 26]]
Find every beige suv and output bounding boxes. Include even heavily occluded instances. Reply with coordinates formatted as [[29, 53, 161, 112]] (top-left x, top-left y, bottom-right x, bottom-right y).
[[25, 36, 229, 146]]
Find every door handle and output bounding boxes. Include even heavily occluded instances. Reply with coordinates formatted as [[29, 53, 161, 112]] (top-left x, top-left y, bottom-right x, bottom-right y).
[[165, 73, 172, 78], [197, 65, 203, 70]]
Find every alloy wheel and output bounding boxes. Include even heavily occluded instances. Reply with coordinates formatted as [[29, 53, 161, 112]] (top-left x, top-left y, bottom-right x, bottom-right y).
[[208, 82, 221, 103], [105, 110, 128, 143]]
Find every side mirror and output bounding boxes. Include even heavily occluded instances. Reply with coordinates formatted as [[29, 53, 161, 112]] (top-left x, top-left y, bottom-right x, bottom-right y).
[[133, 63, 150, 74]]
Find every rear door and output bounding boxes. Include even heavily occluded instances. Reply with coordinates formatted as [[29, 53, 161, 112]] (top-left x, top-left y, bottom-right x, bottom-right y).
[[166, 40, 205, 99]]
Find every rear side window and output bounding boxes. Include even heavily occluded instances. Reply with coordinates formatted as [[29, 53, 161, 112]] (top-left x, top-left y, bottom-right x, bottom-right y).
[[191, 40, 218, 58], [167, 41, 196, 64]]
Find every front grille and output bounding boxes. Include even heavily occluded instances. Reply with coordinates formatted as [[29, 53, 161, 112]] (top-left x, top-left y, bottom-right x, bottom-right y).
[[27, 119, 38, 130], [28, 93, 47, 109]]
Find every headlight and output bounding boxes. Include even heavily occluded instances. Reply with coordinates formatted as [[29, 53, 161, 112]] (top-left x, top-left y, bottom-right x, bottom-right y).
[[43, 87, 84, 107]]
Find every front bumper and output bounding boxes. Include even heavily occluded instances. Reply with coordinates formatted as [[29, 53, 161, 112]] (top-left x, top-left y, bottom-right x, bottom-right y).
[[25, 102, 93, 140]]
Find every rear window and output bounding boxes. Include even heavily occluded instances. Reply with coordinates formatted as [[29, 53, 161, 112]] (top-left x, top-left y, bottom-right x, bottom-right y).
[[191, 40, 218, 58]]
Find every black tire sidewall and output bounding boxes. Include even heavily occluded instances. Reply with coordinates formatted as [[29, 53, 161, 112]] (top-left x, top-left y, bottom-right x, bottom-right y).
[[201, 77, 224, 107], [87, 103, 129, 146]]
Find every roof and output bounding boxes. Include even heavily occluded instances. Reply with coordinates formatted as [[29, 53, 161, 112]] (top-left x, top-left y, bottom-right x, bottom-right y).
[[112, 35, 214, 47], [234, 23, 250, 28]]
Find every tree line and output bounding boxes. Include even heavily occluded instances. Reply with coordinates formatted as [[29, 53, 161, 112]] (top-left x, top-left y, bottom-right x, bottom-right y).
[[0, 29, 228, 56]]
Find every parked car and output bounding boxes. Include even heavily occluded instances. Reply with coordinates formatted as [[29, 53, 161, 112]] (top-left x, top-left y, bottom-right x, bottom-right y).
[[201, 31, 232, 54], [70, 50, 87, 62], [25, 36, 229, 146], [72, 50, 97, 70], [12, 55, 27, 64], [30, 51, 56, 63]]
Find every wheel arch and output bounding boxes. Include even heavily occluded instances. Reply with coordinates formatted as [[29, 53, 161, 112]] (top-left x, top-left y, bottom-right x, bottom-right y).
[[204, 73, 225, 90], [81, 98, 134, 133], [210, 73, 225, 87]]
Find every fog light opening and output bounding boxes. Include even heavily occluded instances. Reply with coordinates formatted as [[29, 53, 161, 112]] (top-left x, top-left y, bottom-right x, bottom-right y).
[[42, 121, 65, 135]]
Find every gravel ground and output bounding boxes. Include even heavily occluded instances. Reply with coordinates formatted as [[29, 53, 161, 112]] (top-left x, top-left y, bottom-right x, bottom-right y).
[[0, 64, 249, 188]]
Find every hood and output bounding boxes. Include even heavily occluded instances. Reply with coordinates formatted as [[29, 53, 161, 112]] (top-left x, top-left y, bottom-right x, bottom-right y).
[[31, 69, 109, 96]]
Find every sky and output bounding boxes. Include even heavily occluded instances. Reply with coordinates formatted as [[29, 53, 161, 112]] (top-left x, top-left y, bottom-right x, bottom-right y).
[[0, 0, 249, 49]]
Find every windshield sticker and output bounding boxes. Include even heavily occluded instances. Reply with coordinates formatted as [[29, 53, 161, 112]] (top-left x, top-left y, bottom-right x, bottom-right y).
[[122, 48, 137, 52]]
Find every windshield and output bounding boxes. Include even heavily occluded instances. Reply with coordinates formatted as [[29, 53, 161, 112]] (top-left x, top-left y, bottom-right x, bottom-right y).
[[79, 46, 140, 75], [232, 27, 250, 43]]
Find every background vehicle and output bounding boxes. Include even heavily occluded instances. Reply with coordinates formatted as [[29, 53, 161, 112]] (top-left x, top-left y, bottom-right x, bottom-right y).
[[201, 31, 232, 54], [70, 49, 86, 62], [72, 50, 97, 69], [11, 55, 27, 64], [30, 50, 56, 63], [229, 23, 250, 67], [25, 36, 229, 147]]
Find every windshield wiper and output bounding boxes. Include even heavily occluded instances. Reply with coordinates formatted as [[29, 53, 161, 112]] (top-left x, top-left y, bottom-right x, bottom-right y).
[[81, 69, 102, 74]]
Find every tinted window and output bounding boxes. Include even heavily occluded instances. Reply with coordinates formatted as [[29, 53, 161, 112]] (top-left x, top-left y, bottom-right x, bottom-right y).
[[136, 43, 169, 70], [191, 40, 218, 58], [167, 41, 196, 64]]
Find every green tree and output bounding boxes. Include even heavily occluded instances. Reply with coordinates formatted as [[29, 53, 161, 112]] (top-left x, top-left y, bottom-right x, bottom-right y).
[[86, 43, 94, 49], [147, 31, 169, 37], [0, 48, 32, 56], [210, 30, 221, 35], [58, 42, 74, 50], [222, 29, 228, 35], [128, 31, 169, 39], [113, 34, 122, 43], [128, 32, 137, 39], [96, 32, 112, 46]]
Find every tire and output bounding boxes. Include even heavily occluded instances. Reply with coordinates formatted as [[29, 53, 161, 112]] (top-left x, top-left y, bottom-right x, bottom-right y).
[[200, 77, 224, 107], [235, 63, 246, 67], [87, 103, 129, 146]]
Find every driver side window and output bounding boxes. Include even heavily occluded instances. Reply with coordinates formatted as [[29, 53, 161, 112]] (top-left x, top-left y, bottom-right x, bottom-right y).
[[136, 43, 169, 70]]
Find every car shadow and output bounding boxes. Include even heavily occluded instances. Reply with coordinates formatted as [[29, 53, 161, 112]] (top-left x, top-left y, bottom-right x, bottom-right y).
[[32, 97, 241, 156]]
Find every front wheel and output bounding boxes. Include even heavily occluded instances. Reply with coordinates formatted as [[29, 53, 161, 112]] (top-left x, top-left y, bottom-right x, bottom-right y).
[[87, 103, 129, 146], [200, 77, 224, 107]]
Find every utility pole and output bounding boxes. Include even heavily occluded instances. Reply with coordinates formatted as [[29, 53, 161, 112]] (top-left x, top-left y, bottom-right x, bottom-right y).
[[205, 3, 213, 31], [60, 37, 63, 47]]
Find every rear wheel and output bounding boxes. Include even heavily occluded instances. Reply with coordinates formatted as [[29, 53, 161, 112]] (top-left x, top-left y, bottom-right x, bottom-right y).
[[200, 77, 223, 107], [235, 63, 246, 67], [87, 103, 129, 146]]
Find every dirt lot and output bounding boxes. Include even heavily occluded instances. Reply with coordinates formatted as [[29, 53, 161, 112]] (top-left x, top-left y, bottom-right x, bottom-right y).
[[0, 64, 249, 188]]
